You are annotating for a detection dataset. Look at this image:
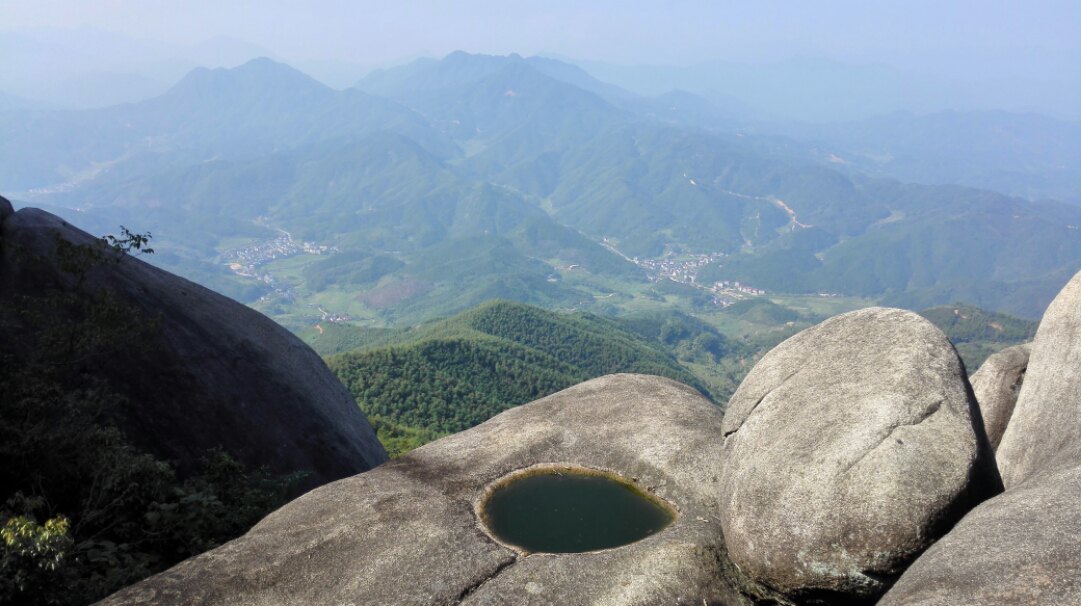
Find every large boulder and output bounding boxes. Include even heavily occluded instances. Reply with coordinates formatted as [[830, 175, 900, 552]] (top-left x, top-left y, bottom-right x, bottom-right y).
[[881, 270, 1081, 605], [98, 375, 755, 606], [718, 307, 1001, 603], [969, 343, 1030, 450], [0, 207, 387, 487], [996, 270, 1081, 488], [876, 465, 1081, 606]]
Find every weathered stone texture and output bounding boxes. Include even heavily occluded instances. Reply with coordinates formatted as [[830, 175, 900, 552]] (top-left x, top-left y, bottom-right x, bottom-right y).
[[719, 307, 1000, 602]]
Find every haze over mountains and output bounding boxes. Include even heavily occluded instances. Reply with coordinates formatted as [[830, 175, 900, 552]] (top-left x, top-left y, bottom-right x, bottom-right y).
[[0, 27, 276, 108], [4, 5, 1081, 604], [579, 54, 1081, 122], [6, 24, 1081, 119], [3, 50, 1080, 324]]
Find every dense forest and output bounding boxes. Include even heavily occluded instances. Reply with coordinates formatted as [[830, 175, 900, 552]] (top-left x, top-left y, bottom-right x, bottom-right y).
[[332, 337, 583, 435], [328, 301, 710, 454]]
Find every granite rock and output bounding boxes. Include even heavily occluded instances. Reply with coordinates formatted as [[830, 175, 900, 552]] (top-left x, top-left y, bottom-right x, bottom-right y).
[[718, 307, 1001, 603], [0, 207, 387, 488], [969, 343, 1030, 450], [98, 374, 755, 606], [997, 269, 1081, 487]]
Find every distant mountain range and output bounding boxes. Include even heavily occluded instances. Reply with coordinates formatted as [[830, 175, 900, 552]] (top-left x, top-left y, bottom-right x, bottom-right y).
[[576, 55, 1081, 123], [0, 91, 42, 111], [792, 110, 1081, 205], [0, 27, 274, 109], [3, 52, 1081, 321]]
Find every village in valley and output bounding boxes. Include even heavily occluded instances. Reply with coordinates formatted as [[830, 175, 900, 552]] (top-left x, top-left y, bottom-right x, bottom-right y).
[[223, 228, 354, 323], [225, 227, 785, 324], [225, 228, 334, 282], [640, 254, 767, 306], [600, 238, 768, 307]]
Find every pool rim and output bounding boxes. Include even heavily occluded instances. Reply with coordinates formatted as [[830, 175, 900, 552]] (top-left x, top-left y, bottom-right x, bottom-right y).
[[473, 462, 680, 555]]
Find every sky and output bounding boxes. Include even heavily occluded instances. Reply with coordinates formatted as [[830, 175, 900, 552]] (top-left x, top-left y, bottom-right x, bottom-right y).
[[2, 0, 1079, 118], [2, 0, 1079, 72]]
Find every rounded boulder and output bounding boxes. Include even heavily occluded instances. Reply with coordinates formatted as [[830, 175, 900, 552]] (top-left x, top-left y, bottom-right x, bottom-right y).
[[718, 307, 1001, 602], [969, 343, 1030, 450], [997, 269, 1081, 488]]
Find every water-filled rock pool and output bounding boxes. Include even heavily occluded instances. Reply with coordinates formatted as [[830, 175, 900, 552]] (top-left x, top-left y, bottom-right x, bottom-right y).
[[479, 467, 675, 553]]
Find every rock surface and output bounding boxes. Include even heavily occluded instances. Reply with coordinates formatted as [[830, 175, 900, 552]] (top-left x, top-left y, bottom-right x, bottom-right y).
[[969, 343, 1030, 450], [98, 374, 756, 606], [996, 269, 1081, 488], [876, 464, 1081, 606], [882, 271, 1081, 605], [0, 207, 387, 487], [0, 195, 12, 222], [718, 307, 1001, 603]]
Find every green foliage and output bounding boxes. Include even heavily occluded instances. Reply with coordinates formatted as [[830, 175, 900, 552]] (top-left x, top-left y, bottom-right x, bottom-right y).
[[620, 306, 808, 403], [919, 303, 1037, 370], [329, 301, 709, 450], [617, 309, 732, 364], [723, 298, 803, 325], [367, 415, 445, 459], [0, 449, 300, 606], [919, 304, 1038, 345], [332, 336, 583, 435], [457, 302, 699, 382], [1, 515, 74, 604], [303, 323, 408, 357], [302, 251, 404, 290], [101, 227, 154, 256], [0, 231, 299, 605], [645, 279, 716, 309]]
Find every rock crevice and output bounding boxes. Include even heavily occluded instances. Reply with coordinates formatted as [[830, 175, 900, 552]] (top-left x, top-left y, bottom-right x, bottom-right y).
[[840, 397, 946, 476], [881, 270, 1081, 605], [455, 554, 517, 605]]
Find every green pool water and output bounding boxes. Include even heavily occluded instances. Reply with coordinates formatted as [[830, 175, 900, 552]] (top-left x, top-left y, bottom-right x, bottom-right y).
[[481, 470, 674, 553]]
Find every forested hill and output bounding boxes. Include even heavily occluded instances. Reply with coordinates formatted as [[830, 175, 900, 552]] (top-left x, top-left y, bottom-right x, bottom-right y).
[[919, 303, 1038, 370], [325, 301, 709, 455], [319, 297, 1040, 456]]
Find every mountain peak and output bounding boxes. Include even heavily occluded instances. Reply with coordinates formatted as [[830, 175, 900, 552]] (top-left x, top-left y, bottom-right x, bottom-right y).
[[236, 56, 288, 70], [165, 57, 330, 102], [356, 51, 634, 105]]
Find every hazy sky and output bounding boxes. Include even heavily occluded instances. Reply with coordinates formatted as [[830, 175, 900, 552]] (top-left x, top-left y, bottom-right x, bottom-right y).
[[3, 0, 1079, 71]]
